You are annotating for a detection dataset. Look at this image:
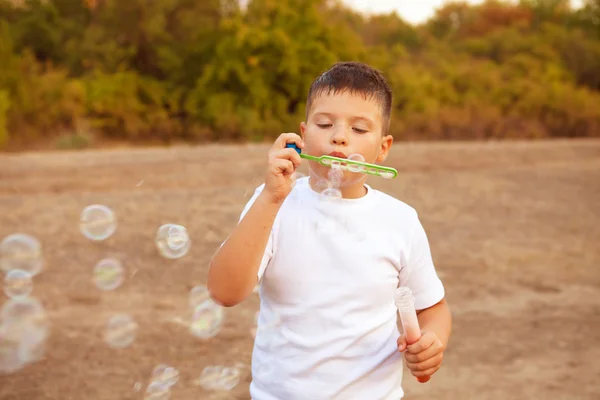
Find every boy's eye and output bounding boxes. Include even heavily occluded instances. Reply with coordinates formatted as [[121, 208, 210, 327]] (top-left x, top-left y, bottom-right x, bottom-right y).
[[353, 127, 368, 134], [317, 124, 332, 129]]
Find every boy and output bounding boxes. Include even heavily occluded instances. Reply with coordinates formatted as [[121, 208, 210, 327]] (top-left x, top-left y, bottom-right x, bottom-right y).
[[207, 62, 452, 399]]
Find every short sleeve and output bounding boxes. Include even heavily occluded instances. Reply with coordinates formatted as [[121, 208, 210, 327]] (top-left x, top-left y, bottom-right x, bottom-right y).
[[399, 214, 445, 311], [232, 184, 274, 281]]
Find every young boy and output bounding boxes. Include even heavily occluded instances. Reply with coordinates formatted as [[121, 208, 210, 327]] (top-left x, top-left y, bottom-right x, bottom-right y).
[[207, 61, 452, 399]]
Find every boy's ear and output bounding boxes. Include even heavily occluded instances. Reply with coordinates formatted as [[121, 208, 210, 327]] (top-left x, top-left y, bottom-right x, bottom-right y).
[[300, 121, 306, 139], [376, 134, 393, 163]]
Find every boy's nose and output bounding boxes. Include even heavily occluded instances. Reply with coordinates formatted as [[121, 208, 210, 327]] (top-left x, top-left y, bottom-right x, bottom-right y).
[[331, 130, 348, 146]]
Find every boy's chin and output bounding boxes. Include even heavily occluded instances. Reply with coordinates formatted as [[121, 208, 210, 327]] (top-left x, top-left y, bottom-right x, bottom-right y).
[[308, 167, 365, 189]]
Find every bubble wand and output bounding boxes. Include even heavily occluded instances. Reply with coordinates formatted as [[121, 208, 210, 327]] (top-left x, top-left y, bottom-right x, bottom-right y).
[[285, 143, 398, 179], [395, 286, 431, 383]]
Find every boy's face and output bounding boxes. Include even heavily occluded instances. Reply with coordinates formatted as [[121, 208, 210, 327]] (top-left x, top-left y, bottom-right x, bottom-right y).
[[300, 90, 393, 186]]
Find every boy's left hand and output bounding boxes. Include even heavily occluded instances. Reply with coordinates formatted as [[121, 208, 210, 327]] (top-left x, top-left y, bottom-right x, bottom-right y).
[[397, 330, 445, 378]]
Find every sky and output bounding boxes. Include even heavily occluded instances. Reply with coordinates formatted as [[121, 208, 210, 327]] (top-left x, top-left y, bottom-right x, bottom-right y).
[[341, 0, 586, 25]]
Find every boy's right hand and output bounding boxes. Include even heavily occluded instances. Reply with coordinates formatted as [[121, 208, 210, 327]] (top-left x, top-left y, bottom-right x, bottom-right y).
[[263, 133, 304, 205]]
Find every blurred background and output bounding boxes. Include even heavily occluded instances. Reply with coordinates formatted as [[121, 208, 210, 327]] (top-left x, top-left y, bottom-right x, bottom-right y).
[[0, 1, 599, 400], [0, 0, 599, 150]]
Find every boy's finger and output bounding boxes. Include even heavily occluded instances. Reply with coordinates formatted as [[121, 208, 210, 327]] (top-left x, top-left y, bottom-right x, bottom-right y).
[[406, 332, 435, 354], [274, 133, 304, 150], [405, 351, 443, 371], [271, 148, 302, 168], [397, 334, 407, 352], [404, 343, 440, 364]]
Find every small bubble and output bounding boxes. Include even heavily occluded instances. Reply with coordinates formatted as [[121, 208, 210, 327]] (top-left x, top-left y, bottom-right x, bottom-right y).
[[0, 234, 43, 276], [219, 367, 240, 391], [93, 258, 124, 291], [166, 225, 188, 251], [151, 364, 179, 388], [3, 269, 33, 298], [133, 382, 142, 392], [189, 300, 223, 339], [80, 205, 117, 241], [195, 365, 223, 390], [327, 169, 343, 188], [104, 314, 138, 349], [189, 285, 211, 309], [144, 381, 170, 400], [156, 224, 190, 259]]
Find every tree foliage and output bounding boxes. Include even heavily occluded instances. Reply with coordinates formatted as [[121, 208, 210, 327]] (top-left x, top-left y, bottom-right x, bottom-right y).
[[0, 0, 599, 148]]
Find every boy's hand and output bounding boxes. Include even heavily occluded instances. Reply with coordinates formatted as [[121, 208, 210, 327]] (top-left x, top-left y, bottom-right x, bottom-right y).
[[263, 133, 304, 205], [397, 330, 445, 379]]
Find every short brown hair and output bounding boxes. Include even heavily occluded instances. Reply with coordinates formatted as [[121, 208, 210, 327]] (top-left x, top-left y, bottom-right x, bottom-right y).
[[306, 61, 393, 134]]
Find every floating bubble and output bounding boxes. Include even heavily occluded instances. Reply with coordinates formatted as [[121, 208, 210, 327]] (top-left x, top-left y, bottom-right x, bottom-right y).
[[0, 234, 43, 276], [80, 205, 117, 241], [195, 365, 224, 390], [189, 285, 210, 309], [3, 269, 33, 299], [144, 381, 170, 400], [166, 225, 188, 251], [190, 300, 223, 339], [155, 224, 190, 259], [104, 314, 138, 349], [151, 364, 180, 388], [93, 258, 124, 291], [313, 179, 331, 194], [133, 382, 142, 392], [347, 154, 366, 173], [219, 367, 240, 391]]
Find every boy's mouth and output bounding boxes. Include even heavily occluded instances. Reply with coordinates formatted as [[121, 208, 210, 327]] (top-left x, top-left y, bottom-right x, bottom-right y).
[[327, 151, 347, 159]]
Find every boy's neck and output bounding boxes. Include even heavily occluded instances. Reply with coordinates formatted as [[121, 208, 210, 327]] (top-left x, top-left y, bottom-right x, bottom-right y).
[[309, 176, 368, 199]]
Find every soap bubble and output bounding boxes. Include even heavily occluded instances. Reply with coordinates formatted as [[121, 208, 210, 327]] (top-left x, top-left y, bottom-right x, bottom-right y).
[[151, 364, 180, 388], [189, 300, 223, 339], [0, 234, 43, 276], [80, 205, 117, 241], [104, 314, 138, 349], [347, 154, 366, 173], [3, 269, 33, 298], [196, 365, 223, 390], [93, 258, 124, 291], [166, 225, 188, 251], [218, 367, 241, 390], [189, 285, 211, 309], [144, 381, 171, 400], [155, 224, 190, 259]]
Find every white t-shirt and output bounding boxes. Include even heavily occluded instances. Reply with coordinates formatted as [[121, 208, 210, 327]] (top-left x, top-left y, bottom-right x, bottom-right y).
[[237, 177, 445, 400]]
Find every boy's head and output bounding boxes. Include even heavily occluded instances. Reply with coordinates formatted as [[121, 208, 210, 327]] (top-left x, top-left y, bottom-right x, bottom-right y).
[[300, 62, 394, 183], [305, 62, 393, 135]]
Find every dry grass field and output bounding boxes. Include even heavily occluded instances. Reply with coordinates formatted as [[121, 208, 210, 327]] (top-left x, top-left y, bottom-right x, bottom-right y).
[[0, 139, 599, 399]]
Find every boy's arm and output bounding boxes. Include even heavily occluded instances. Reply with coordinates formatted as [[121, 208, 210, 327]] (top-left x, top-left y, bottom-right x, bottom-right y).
[[207, 132, 303, 307], [417, 298, 452, 349], [207, 191, 281, 307]]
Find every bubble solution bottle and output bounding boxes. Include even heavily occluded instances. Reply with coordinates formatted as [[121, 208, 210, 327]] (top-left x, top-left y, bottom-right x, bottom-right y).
[[394, 286, 430, 383]]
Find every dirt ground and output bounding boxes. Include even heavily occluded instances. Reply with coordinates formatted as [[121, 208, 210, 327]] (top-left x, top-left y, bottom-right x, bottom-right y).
[[0, 139, 599, 400]]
